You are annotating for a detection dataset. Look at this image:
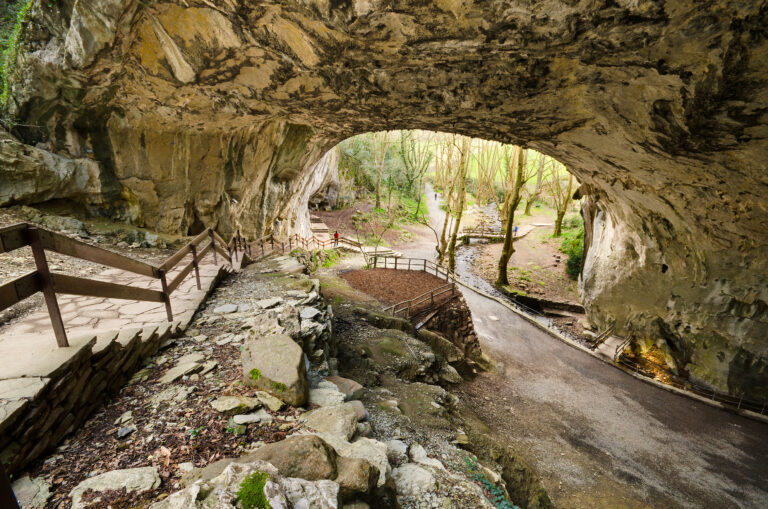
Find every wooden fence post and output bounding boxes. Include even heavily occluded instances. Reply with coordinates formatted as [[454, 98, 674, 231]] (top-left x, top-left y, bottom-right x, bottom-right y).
[[209, 229, 218, 265], [190, 244, 202, 289], [158, 269, 173, 321], [27, 227, 68, 347], [0, 463, 20, 509], [408, 259, 411, 271]]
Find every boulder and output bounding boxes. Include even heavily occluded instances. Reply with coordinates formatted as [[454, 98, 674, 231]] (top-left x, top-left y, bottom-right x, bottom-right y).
[[11, 475, 51, 508], [152, 460, 339, 509], [335, 457, 379, 499], [325, 376, 364, 400], [317, 434, 391, 489], [303, 404, 359, 440], [69, 467, 160, 509], [439, 364, 463, 384], [391, 463, 436, 497], [385, 440, 409, 467], [250, 435, 338, 481], [241, 334, 308, 406], [310, 387, 346, 407], [346, 400, 368, 422]]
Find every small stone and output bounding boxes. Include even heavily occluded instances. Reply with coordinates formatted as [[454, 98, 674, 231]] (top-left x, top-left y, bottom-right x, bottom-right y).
[[199, 361, 218, 375], [257, 298, 282, 309], [233, 409, 273, 425], [114, 410, 133, 426], [488, 315, 499, 321], [391, 464, 436, 497], [300, 307, 322, 320], [226, 419, 247, 435], [439, 364, 462, 384], [117, 426, 136, 439], [454, 432, 470, 445], [409, 444, 444, 470], [210, 396, 262, 415], [213, 304, 239, 314], [255, 391, 285, 412], [192, 335, 208, 343], [177, 462, 195, 474], [346, 400, 368, 421]]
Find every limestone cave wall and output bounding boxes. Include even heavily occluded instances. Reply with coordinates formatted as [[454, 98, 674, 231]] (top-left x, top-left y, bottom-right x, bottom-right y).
[[3, 0, 767, 397]]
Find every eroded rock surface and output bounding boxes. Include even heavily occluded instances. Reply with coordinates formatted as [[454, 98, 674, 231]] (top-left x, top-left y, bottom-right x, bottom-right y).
[[4, 1, 768, 395]]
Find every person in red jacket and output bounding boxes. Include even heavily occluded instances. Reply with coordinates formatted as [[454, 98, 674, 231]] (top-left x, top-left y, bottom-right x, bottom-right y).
[[333, 230, 339, 246]]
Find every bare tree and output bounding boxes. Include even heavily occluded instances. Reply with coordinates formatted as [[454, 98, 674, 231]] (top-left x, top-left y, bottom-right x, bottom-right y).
[[547, 162, 576, 237], [474, 140, 501, 206], [447, 135, 471, 272], [496, 146, 536, 286], [399, 130, 433, 218], [523, 152, 547, 215], [368, 131, 390, 209]]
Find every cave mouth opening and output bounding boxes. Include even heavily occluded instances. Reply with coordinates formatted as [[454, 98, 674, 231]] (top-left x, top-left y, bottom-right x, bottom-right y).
[[308, 129, 584, 306]]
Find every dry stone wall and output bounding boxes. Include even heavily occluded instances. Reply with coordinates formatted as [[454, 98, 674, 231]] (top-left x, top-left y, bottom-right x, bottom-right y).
[[4, 0, 768, 397], [0, 322, 181, 475], [424, 295, 485, 373]]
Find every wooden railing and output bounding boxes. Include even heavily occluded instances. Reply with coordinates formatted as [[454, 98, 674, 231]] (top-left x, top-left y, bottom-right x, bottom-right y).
[[368, 256, 460, 319], [0, 223, 247, 348]]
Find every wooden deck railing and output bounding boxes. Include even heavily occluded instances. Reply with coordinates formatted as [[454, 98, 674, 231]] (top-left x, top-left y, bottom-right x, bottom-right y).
[[0, 223, 247, 348]]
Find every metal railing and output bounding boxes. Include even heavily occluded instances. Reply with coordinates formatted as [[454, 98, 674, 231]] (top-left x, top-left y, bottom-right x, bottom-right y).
[[0, 223, 247, 347]]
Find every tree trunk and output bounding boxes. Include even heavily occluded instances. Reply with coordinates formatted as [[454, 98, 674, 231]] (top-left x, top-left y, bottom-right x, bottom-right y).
[[375, 169, 382, 209], [524, 155, 545, 215], [553, 210, 566, 237], [448, 142, 470, 272], [496, 147, 525, 286]]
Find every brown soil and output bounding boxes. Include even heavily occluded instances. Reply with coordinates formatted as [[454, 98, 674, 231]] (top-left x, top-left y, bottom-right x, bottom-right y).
[[473, 208, 580, 305], [340, 268, 451, 306]]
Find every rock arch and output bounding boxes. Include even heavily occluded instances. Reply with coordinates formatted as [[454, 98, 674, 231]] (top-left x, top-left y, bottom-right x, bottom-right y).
[[4, 0, 767, 397]]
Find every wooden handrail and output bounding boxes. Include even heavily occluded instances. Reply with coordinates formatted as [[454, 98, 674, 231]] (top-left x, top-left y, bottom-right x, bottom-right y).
[[51, 273, 165, 302], [0, 271, 40, 312], [38, 229, 159, 279], [0, 223, 29, 253], [0, 222, 243, 347]]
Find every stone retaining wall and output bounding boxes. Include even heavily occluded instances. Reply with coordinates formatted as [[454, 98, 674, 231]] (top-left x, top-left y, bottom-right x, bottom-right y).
[[0, 322, 183, 475], [424, 295, 483, 368]]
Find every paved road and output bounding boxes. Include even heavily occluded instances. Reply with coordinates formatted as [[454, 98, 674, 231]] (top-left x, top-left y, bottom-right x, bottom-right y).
[[398, 189, 768, 508]]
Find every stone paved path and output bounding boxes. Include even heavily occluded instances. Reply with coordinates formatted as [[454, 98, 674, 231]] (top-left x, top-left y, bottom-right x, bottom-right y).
[[0, 251, 231, 348]]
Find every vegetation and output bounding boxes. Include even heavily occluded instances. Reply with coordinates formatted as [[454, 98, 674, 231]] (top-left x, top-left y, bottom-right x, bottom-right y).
[[558, 214, 584, 280], [0, 0, 31, 107], [462, 455, 518, 509], [237, 471, 272, 509]]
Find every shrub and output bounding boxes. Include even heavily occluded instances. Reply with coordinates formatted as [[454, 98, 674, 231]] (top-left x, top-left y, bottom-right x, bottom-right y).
[[0, 0, 32, 106], [559, 225, 584, 280]]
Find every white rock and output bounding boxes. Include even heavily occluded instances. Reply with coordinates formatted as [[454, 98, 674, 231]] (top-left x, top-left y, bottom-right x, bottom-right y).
[[439, 364, 463, 384], [257, 297, 282, 309], [213, 303, 239, 313], [409, 444, 445, 470], [300, 307, 322, 320], [385, 440, 409, 466], [391, 463, 436, 496], [70, 467, 160, 509], [309, 387, 346, 407], [11, 475, 51, 508], [233, 409, 273, 425], [317, 433, 391, 488]]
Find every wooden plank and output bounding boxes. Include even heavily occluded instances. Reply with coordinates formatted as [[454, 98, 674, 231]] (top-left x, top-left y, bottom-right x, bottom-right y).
[[0, 271, 41, 312], [38, 229, 158, 278], [168, 259, 195, 293], [51, 273, 165, 302], [0, 223, 29, 254], [158, 230, 210, 272], [214, 244, 231, 263], [212, 231, 228, 249], [158, 245, 191, 273]]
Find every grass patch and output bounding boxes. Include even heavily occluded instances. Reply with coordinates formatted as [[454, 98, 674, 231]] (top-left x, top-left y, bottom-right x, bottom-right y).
[[559, 223, 584, 280]]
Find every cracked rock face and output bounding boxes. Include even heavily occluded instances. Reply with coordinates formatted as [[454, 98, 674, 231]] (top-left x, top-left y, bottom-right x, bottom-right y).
[[4, 1, 767, 397]]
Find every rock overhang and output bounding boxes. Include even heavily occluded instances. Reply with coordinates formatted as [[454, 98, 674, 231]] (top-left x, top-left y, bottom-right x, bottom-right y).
[[4, 0, 768, 397]]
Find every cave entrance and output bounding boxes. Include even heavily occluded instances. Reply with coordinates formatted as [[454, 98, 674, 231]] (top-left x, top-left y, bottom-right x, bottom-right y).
[[308, 129, 584, 315]]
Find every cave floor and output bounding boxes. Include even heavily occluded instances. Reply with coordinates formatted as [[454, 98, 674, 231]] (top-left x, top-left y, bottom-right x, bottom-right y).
[[383, 189, 768, 509]]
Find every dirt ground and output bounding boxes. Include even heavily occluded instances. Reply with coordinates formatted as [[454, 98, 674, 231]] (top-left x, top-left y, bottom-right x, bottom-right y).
[[473, 206, 580, 305], [313, 200, 417, 247], [340, 268, 452, 306]]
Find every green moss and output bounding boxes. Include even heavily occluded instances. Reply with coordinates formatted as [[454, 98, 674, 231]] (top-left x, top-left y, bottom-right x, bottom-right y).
[[249, 368, 262, 381], [237, 471, 272, 509], [270, 381, 287, 393], [0, 0, 32, 108]]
